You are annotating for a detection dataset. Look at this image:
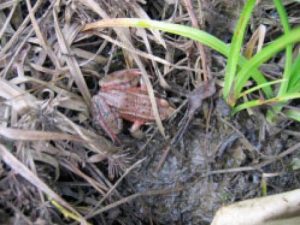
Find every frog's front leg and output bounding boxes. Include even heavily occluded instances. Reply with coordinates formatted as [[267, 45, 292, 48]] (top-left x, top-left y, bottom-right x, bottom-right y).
[[91, 94, 122, 143]]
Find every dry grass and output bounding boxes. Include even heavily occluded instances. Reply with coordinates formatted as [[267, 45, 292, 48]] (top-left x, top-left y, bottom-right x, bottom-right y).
[[0, 0, 195, 223]]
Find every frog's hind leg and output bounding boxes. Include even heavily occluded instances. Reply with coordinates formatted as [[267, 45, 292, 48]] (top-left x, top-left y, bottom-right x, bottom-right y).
[[91, 95, 122, 144]]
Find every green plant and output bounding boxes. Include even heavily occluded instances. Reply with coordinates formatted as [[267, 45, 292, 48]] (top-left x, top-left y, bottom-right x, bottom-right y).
[[232, 0, 300, 122]]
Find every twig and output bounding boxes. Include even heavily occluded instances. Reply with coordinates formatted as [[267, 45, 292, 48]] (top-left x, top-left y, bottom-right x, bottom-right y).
[[205, 142, 300, 175], [88, 158, 145, 217], [86, 185, 183, 219], [183, 0, 211, 81]]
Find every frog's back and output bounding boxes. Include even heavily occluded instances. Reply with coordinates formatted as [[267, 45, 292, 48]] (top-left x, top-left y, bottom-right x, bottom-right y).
[[100, 90, 174, 122]]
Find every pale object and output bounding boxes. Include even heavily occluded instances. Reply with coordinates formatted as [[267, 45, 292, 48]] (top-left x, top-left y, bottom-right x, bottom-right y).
[[211, 189, 300, 225]]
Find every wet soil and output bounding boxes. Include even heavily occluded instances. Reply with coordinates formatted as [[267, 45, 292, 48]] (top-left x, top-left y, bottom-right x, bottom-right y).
[[119, 101, 300, 224]]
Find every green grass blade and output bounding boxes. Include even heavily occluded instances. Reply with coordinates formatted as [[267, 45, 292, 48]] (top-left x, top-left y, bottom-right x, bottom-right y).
[[288, 53, 300, 92], [234, 26, 300, 99], [286, 109, 300, 122], [238, 79, 284, 98], [134, 19, 228, 55], [267, 0, 293, 122], [233, 92, 300, 114], [223, 0, 257, 103], [273, 0, 292, 96]]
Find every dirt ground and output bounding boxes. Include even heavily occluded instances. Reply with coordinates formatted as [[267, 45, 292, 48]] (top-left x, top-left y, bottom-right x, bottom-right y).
[[0, 0, 300, 224]]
